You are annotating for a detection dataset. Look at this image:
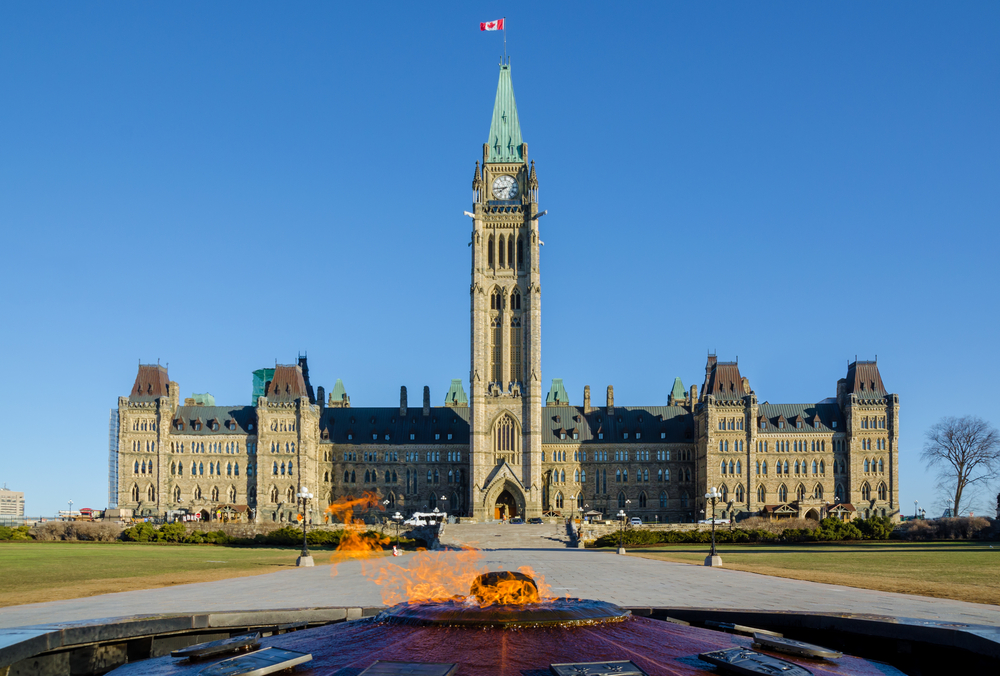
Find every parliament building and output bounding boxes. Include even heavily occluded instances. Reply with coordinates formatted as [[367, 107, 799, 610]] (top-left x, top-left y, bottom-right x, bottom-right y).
[[111, 63, 901, 524]]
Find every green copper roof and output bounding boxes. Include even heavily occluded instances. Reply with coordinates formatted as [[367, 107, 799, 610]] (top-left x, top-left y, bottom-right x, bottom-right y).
[[671, 377, 687, 401], [487, 64, 524, 163], [444, 379, 468, 406], [546, 378, 569, 406], [191, 392, 215, 407], [330, 378, 347, 401]]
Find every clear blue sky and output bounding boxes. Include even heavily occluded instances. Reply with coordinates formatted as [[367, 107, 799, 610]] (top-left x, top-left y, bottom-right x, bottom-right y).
[[2, 3, 998, 517]]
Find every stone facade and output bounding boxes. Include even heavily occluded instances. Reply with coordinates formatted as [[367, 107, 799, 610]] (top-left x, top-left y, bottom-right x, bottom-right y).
[[112, 63, 901, 524]]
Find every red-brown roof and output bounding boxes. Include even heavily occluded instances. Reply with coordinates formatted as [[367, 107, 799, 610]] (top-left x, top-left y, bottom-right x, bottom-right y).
[[266, 365, 309, 403], [845, 361, 887, 400], [129, 365, 170, 401], [702, 357, 744, 401]]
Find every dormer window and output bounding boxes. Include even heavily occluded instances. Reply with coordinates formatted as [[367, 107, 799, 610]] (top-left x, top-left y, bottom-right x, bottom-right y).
[[814, 420, 821, 429], [175, 419, 184, 431], [554, 415, 561, 423], [623, 432, 629, 440], [560, 432, 566, 440], [435, 433, 440, 440], [447, 433, 453, 440], [348, 433, 353, 440], [410, 434, 415, 440], [779, 422, 784, 429], [372, 433, 378, 441], [760, 421, 766, 430], [635, 432, 641, 440], [248, 423, 254, 430], [661, 432, 666, 439], [321, 429, 330, 440], [227, 420, 237, 431], [573, 431, 579, 440], [796, 421, 802, 429], [598, 432, 603, 440], [832, 421, 838, 429]]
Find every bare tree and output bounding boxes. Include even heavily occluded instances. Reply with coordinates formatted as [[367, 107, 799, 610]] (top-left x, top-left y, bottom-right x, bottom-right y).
[[922, 416, 1000, 516]]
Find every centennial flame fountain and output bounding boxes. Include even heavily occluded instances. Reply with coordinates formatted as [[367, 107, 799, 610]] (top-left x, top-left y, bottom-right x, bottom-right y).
[[99, 496, 916, 675]]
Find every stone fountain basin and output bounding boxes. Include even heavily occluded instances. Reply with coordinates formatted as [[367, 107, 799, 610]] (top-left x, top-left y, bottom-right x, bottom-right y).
[[106, 611, 901, 676]]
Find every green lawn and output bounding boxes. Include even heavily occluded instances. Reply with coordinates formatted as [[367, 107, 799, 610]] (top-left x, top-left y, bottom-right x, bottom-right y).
[[0, 542, 308, 607], [624, 541, 1000, 604]]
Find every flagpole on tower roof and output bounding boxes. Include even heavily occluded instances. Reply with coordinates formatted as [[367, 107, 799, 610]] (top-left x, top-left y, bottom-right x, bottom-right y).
[[504, 17, 507, 62]]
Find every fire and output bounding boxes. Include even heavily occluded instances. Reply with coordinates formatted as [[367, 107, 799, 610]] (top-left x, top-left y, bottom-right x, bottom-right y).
[[361, 546, 556, 607], [323, 495, 557, 607], [325, 492, 390, 574]]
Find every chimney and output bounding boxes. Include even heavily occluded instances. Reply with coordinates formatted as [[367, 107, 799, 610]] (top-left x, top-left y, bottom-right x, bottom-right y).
[[400, 386, 408, 417], [583, 386, 591, 414], [690, 384, 698, 405], [606, 385, 614, 415], [423, 386, 431, 416], [317, 386, 325, 410]]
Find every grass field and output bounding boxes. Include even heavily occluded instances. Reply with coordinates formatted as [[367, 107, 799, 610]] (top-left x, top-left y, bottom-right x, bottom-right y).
[[0, 542, 378, 608], [624, 541, 1000, 605]]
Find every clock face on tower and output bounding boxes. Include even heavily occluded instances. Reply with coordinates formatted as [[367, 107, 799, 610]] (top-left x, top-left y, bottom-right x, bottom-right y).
[[492, 175, 519, 200]]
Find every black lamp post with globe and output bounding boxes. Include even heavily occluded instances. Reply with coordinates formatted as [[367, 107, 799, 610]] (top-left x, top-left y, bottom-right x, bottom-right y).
[[703, 486, 722, 568]]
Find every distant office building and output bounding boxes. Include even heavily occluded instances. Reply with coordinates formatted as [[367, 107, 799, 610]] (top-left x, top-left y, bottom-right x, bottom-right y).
[[0, 485, 25, 517]]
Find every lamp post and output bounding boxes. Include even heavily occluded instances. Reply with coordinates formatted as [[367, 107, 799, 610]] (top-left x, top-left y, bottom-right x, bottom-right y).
[[703, 487, 723, 567], [67, 500, 73, 520], [393, 511, 403, 548], [914, 499, 918, 520], [296, 487, 314, 567], [616, 509, 627, 555]]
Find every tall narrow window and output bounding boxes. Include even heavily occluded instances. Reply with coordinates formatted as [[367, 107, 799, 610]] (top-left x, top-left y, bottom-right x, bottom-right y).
[[517, 236, 524, 270], [510, 288, 521, 310], [498, 235, 506, 268], [507, 236, 514, 269], [491, 317, 502, 383], [488, 236, 495, 268], [510, 316, 522, 383]]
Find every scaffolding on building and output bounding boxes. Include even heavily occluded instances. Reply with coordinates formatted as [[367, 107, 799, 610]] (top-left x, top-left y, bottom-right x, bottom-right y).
[[108, 408, 119, 508]]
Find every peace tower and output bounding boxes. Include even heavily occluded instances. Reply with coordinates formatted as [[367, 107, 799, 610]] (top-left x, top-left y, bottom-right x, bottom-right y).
[[468, 62, 544, 520]]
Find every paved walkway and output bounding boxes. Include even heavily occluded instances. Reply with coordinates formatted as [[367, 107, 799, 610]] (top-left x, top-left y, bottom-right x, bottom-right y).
[[3, 526, 1000, 629]]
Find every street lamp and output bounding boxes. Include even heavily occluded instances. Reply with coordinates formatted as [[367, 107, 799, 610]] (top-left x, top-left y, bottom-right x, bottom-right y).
[[296, 487, 314, 567], [67, 500, 73, 520], [392, 511, 403, 549], [616, 509, 627, 555], [703, 487, 723, 567], [914, 499, 918, 520]]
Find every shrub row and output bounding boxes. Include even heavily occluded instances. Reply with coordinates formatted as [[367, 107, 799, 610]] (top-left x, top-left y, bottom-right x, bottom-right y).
[[593, 516, 896, 548], [0, 525, 32, 540], [31, 521, 123, 542], [120, 522, 392, 547], [892, 516, 992, 541]]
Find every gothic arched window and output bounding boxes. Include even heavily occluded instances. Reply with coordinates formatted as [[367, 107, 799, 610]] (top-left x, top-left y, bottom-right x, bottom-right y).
[[173, 486, 181, 502], [131, 484, 139, 502], [618, 492, 626, 509], [861, 482, 871, 501], [877, 482, 887, 500], [813, 484, 823, 499], [494, 413, 519, 458], [778, 484, 788, 502], [147, 484, 155, 502], [507, 236, 514, 269], [735, 484, 745, 502], [757, 485, 766, 503], [211, 486, 219, 501], [796, 484, 806, 501], [639, 491, 647, 508], [659, 490, 668, 508], [517, 236, 524, 270], [490, 316, 502, 383], [498, 235, 506, 268], [270, 486, 278, 503], [510, 316, 522, 383], [555, 492, 564, 509], [488, 236, 495, 268]]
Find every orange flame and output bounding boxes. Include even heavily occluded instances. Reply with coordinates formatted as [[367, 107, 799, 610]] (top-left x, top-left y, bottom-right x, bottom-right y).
[[360, 546, 555, 607], [325, 492, 390, 574]]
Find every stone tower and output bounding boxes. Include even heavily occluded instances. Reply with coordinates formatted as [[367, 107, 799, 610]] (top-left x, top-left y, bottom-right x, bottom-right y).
[[469, 62, 543, 520]]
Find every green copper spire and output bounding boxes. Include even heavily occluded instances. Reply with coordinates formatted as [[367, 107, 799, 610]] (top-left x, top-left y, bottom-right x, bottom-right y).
[[670, 377, 687, 401], [487, 64, 523, 163]]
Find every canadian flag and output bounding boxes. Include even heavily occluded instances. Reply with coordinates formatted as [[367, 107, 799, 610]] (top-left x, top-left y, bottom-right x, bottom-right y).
[[480, 18, 504, 31]]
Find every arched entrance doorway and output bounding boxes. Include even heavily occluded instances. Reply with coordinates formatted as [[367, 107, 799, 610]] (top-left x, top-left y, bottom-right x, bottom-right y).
[[804, 508, 820, 521], [495, 490, 518, 520]]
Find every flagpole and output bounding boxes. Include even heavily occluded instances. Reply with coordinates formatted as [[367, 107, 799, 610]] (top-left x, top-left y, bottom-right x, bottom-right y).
[[503, 17, 507, 62]]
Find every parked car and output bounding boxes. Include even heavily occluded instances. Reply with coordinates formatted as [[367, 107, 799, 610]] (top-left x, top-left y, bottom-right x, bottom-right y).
[[697, 518, 730, 525], [509, 517, 524, 524], [629, 517, 643, 526], [527, 517, 543, 524]]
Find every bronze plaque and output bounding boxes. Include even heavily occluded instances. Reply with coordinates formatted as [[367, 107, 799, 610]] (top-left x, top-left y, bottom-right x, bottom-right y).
[[550, 660, 647, 676], [358, 662, 459, 676], [753, 634, 843, 660], [699, 648, 814, 676]]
